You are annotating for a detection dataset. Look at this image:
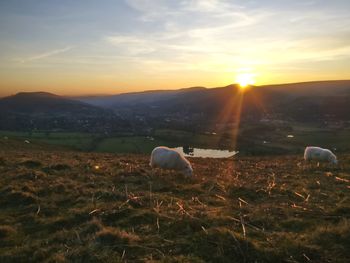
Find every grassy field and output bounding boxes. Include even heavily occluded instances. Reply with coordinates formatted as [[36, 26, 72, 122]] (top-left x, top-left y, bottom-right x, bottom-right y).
[[0, 130, 221, 154], [95, 137, 177, 154], [0, 131, 95, 151], [1, 126, 350, 155], [0, 141, 349, 262]]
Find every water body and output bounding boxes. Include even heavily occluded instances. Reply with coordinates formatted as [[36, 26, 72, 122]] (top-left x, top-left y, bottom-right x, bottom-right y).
[[174, 146, 238, 158]]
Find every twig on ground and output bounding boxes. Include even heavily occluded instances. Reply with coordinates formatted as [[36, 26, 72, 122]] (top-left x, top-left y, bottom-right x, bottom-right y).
[[156, 217, 160, 233], [201, 226, 208, 235], [154, 199, 163, 214], [176, 201, 192, 217], [240, 216, 246, 239], [305, 194, 310, 202], [335, 176, 350, 183], [228, 216, 265, 232], [291, 203, 307, 210], [89, 209, 100, 215], [119, 199, 130, 209], [121, 250, 126, 261], [162, 238, 174, 243], [215, 194, 226, 201], [303, 253, 311, 261], [36, 204, 41, 215], [119, 192, 141, 209], [238, 197, 249, 205], [294, 191, 305, 200]]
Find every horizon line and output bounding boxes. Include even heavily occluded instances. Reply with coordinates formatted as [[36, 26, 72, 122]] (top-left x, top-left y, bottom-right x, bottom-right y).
[[1, 79, 350, 98]]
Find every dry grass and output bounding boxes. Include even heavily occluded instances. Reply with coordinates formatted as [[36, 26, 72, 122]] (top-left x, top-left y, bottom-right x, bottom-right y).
[[0, 145, 349, 262]]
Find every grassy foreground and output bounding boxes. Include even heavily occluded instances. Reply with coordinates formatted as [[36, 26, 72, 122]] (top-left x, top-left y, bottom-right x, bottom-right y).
[[0, 145, 349, 262]]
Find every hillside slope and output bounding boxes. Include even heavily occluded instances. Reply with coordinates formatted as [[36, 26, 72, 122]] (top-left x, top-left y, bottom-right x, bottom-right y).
[[78, 80, 350, 107], [0, 92, 129, 132], [0, 146, 349, 262], [78, 81, 350, 126], [0, 92, 106, 115]]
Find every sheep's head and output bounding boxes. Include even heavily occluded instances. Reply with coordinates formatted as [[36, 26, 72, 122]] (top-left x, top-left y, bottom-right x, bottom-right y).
[[183, 164, 193, 177], [330, 154, 338, 165]]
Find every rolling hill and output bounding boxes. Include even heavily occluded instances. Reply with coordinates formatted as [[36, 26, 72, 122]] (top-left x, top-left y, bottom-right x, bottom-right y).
[[78, 80, 350, 129], [0, 92, 129, 132], [78, 80, 350, 108], [1, 80, 350, 134], [0, 92, 107, 115], [77, 87, 207, 108], [260, 80, 350, 96]]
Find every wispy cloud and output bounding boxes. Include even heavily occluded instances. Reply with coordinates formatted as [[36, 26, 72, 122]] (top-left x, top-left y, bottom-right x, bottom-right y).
[[16, 46, 73, 63], [108, 1, 268, 59], [1, 0, 350, 94], [107, 0, 350, 76]]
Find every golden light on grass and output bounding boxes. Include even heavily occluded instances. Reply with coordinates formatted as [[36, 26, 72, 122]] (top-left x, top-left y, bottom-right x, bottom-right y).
[[235, 72, 255, 90]]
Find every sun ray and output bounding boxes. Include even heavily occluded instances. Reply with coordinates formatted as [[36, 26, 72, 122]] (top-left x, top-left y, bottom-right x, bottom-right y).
[[236, 72, 255, 90], [230, 91, 245, 151], [210, 85, 246, 172], [246, 90, 269, 116]]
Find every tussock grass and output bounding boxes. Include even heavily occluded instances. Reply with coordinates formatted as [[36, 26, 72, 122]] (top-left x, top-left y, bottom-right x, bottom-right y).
[[0, 225, 16, 239], [95, 226, 140, 246], [0, 147, 349, 262]]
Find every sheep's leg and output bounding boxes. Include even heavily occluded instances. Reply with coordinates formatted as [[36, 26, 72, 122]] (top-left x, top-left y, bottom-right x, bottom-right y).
[[304, 160, 312, 170]]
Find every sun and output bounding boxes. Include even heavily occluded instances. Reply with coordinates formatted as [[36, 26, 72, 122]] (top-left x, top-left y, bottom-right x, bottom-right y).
[[235, 72, 255, 90]]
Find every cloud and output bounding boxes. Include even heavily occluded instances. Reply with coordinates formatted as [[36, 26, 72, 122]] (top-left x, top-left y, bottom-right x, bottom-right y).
[[109, 0, 268, 60], [16, 46, 73, 63]]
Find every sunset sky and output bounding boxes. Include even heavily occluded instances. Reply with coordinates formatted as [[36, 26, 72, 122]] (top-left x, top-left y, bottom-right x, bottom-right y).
[[1, 0, 350, 96]]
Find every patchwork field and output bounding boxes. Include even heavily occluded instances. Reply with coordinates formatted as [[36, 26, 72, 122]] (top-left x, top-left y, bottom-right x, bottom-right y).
[[0, 144, 349, 262], [2, 126, 350, 155]]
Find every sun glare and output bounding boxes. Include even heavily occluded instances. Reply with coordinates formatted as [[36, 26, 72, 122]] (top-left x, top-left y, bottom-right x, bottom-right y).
[[236, 72, 255, 89]]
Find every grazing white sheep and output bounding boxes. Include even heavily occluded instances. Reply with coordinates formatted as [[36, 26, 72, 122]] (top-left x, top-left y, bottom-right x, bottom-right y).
[[150, 146, 193, 176], [304, 146, 338, 165]]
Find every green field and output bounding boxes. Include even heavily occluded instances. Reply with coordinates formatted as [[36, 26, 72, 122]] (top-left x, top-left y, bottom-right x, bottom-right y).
[[95, 137, 177, 154], [0, 131, 95, 151], [1, 125, 350, 155], [0, 130, 220, 154]]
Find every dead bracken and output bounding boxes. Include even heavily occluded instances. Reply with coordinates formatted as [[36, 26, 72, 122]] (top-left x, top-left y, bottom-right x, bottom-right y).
[[0, 147, 349, 262]]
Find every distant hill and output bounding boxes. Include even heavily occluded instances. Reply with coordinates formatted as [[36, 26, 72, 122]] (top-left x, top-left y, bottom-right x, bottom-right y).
[[0, 92, 129, 132], [78, 80, 350, 108], [260, 80, 350, 96], [77, 80, 350, 127], [2, 80, 349, 133], [78, 87, 206, 108], [0, 92, 107, 115]]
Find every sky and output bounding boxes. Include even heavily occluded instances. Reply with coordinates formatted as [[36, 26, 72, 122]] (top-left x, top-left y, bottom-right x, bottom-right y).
[[0, 0, 350, 96]]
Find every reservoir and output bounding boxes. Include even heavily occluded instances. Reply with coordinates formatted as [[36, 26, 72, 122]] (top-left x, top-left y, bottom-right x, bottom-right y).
[[174, 146, 238, 158]]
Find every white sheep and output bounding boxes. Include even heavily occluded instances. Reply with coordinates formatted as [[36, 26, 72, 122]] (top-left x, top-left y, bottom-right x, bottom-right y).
[[150, 146, 193, 176], [304, 146, 338, 165]]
